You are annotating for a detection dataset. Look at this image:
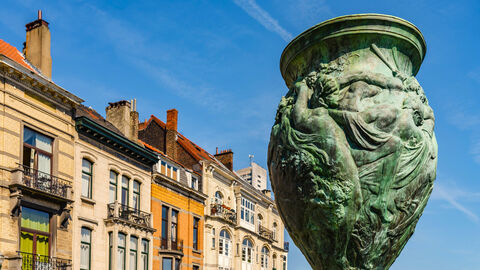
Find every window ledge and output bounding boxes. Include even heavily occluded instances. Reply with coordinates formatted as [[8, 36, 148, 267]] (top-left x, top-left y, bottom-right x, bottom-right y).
[[192, 249, 202, 255], [81, 196, 96, 205]]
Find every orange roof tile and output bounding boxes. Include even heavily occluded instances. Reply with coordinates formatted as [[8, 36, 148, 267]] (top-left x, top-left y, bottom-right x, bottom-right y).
[[0, 39, 35, 72]]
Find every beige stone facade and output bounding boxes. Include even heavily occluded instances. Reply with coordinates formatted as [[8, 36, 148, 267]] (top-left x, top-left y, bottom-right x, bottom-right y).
[[0, 40, 82, 269], [202, 160, 288, 270]]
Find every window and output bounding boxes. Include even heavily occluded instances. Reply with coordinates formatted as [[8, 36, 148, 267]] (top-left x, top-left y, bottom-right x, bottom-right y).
[[192, 265, 199, 270], [273, 254, 277, 269], [258, 215, 263, 231], [133, 181, 141, 211], [175, 258, 181, 270], [130, 236, 138, 270], [22, 127, 53, 176], [80, 227, 92, 270], [171, 210, 178, 247], [162, 258, 172, 270], [20, 207, 50, 257], [161, 206, 168, 248], [141, 239, 149, 270], [219, 230, 231, 256], [193, 217, 199, 250], [261, 246, 269, 269], [109, 232, 113, 270], [242, 239, 253, 263], [211, 228, 216, 248], [118, 233, 126, 270], [283, 255, 287, 270], [241, 198, 255, 224], [160, 160, 178, 180], [214, 191, 223, 204], [82, 159, 93, 198], [121, 176, 129, 206], [191, 176, 198, 190], [172, 167, 178, 181], [273, 223, 277, 240], [161, 161, 167, 175], [109, 171, 118, 203]]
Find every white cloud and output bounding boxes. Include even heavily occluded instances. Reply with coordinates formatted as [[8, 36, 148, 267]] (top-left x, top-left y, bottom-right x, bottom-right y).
[[233, 0, 293, 42], [431, 182, 480, 223]]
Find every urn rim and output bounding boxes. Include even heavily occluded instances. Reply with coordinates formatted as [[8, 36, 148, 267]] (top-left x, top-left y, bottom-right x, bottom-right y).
[[280, 13, 427, 87]]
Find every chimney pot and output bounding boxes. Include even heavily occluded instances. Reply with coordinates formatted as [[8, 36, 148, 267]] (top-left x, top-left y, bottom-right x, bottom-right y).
[[38, 10, 42, 20], [166, 109, 178, 131]]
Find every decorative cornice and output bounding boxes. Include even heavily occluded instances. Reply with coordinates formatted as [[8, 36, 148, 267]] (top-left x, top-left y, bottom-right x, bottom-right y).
[[75, 116, 158, 167]]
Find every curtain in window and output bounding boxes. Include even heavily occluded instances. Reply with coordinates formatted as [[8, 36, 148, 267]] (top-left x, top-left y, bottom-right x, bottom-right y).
[[22, 208, 49, 232], [37, 153, 51, 176]]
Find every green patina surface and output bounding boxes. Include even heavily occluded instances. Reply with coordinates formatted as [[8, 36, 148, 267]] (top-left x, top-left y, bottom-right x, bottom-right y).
[[268, 14, 437, 270]]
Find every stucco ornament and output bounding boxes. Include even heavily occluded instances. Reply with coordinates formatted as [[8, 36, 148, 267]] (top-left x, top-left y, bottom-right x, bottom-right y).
[[268, 14, 437, 270]]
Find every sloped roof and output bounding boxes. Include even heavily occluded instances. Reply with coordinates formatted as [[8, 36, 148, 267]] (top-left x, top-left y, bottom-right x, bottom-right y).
[[76, 105, 123, 135], [0, 39, 35, 72], [139, 115, 217, 163]]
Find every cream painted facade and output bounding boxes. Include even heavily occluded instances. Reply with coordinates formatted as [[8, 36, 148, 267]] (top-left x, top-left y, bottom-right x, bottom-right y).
[[72, 137, 155, 270], [0, 51, 82, 269], [202, 160, 288, 270]]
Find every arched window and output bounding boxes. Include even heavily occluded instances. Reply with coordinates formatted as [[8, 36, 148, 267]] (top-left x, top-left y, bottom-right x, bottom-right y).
[[133, 180, 141, 210], [261, 246, 269, 269], [219, 230, 231, 256], [214, 191, 223, 204], [273, 222, 278, 240], [81, 159, 93, 198], [273, 253, 277, 269], [242, 238, 253, 263], [121, 176, 129, 206]]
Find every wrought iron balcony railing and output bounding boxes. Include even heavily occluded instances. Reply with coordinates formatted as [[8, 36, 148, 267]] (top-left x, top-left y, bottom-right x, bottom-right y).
[[13, 165, 71, 199], [18, 251, 71, 270], [210, 203, 236, 224], [160, 238, 184, 253], [258, 225, 274, 241], [284, 241, 289, 252], [107, 202, 153, 230]]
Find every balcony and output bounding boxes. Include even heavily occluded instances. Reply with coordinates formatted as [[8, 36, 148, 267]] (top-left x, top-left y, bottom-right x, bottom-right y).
[[258, 225, 274, 241], [210, 203, 236, 224], [284, 241, 289, 252], [10, 165, 72, 201], [106, 202, 154, 232], [160, 238, 184, 256], [18, 251, 71, 270]]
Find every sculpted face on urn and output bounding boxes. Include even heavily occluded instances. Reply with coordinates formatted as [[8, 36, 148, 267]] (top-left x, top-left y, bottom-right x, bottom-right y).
[[268, 14, 437, 270]]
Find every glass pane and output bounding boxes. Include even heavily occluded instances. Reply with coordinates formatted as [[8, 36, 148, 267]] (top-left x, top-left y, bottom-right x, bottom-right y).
[[109, 184, 116, 203], [20, 232, 34, 253], [110, 171, 117, 183], [118, 233, 126, 247], [130, 236, 138, 251], [21, 207, 49, 232], [133, 181, 140, 193], [82, 159, 92, 173], [23, 127, 36, 145], [117, 248, 125, 270], [133, 194, 139, 210], [122, 176, 129, 188], [162, 258, 172, 270], [81, 227, 91, 243], [38, 153, 51, 175], [23, 147, 34, 168], [142, 239, 148, 253], [175, 258, 181, 270], [82, 173, 91, 198], [122, 188, 128, 206], [129, 251, 137, 270], [36, 235, 49, 256], [80, 243, 90, 269], [35, 132, 53, 152], [141, 254, 148, 270]]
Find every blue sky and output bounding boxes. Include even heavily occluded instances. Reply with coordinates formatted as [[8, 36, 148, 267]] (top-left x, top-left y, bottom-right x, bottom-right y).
[[2, 0, 480, 269]]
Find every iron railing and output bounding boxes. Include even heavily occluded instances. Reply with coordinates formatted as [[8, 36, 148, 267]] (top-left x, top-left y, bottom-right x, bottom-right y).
[[18, 251, 71, 270], [210, 203, 236, 224], [160, 238, 183, 253], [107, 202, 152, 228], [284, 241, 289, 252], [259, 225, 274, 241], [19, 165, 71, 198]]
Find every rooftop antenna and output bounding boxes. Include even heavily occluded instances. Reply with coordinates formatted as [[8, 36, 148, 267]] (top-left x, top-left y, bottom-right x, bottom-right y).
[[249, 154, 254, 165]]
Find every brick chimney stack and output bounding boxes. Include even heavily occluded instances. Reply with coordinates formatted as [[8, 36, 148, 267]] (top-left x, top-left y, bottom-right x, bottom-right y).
[[105, 99, 139, 142], [214, 149, 234, 171], [24, 10, 52, 78], [165, 109, 178, 159]]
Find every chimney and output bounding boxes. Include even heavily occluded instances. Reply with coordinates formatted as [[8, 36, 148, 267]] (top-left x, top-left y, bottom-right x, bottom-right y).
[[165, 109, 178, 159], [25, 10, 52, 78], [105, 100, 139, 142], [214, 149, 234, 171]]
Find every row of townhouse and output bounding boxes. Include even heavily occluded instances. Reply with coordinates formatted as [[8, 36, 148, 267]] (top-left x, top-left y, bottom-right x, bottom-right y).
[[0, 12, 288, 270]]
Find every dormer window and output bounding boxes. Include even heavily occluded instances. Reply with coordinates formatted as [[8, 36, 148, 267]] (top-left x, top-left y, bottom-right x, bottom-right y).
[[159, 160, 178, 181]]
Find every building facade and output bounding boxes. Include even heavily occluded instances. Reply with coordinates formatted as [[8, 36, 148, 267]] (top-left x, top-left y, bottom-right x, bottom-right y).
[[236, 162, 267, 192], [0, 14, 83, 269], [72, 102, 158, 270]]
